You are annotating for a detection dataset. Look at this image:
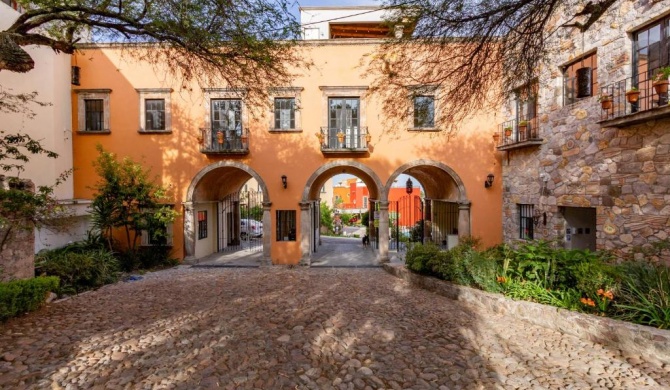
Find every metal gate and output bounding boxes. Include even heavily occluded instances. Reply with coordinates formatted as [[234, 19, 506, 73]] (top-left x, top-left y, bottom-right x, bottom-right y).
[[369, 200, 379, 249], [390, 197, 459, 251], [217, 189, 263, 252]]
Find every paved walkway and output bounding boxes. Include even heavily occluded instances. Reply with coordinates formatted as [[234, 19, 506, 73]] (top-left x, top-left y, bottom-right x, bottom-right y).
[[1, 267, 669, 389]]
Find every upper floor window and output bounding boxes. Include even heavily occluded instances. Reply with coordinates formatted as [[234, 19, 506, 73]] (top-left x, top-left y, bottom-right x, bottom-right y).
[[563, 51, 598, 106], [137, 88, 172, 133], [413, 96, 435, 128], [211, 99, 242, 132], [76, 89, 111, 133], [274, 98, 295, 130]]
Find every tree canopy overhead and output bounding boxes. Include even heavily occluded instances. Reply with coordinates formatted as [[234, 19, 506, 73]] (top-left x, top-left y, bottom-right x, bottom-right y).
[[1, 0, 305, 99], [372, 0, 618, 134]]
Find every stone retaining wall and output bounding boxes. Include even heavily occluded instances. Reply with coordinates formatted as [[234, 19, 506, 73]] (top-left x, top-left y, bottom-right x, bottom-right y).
[[383, 264, 670, 365]]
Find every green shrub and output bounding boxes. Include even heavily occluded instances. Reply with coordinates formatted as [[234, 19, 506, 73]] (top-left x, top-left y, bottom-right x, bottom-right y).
[[0, 276, 59, 322], [405, 242, 441, 275], [572, 257, 620, 296], [36, 249, 120, 295], [613, 263, 670, 329], [502, 280, 581, 310], [136, 246, 179, 269]]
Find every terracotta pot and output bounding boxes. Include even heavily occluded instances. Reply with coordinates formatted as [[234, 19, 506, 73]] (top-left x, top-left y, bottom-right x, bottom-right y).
[[600, 100, 612, 110], [518, 124, 528, 135], [365, 133, 372, 143], [504, 128, 512, 137], [216, 131, 224, 144], [625, 91, 640, 104], [653, 79, 669, 95], [337, 133, 345, 143], [492, 133, 500, 143]]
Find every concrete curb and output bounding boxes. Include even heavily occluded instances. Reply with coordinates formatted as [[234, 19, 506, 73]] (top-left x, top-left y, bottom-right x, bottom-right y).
[[382, 263, 670, 364]]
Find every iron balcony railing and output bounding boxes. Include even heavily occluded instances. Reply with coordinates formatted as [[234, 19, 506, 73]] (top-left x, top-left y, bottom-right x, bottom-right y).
[[599, 66, 669, 121], [494, 117, 541, 148], [200, 127, 249, 154], [319, 126, 370, 152]]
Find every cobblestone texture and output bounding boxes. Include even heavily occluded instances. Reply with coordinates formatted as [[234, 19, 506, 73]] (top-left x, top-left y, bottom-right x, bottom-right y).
[[1, 266, 669, 389]]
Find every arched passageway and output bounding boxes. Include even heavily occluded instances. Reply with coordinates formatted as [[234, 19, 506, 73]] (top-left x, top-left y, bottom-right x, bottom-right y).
[[301, 161, 384, 266], [184, 162, 271, 264], [385, 160, 471, 253]]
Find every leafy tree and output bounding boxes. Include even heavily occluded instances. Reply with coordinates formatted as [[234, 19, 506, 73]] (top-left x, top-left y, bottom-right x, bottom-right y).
[[320, 203, 333, 233], [90, 145, 177, 253], [1, 0, 305, 103], [373, 0, 617, 134], [0, 90, 69, 250], [340, 212, 354, 226]]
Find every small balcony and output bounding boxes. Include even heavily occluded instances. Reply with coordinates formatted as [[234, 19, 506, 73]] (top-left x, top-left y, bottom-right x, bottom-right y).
[[598, 67, 670, 128], [319, 126, 370, 154], [199, 127, 249, 155], [495, 118, 542, 151]]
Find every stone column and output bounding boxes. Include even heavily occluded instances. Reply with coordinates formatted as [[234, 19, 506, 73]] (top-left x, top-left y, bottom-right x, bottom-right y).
[[299, 201, 312, 266], [377, 201, 390, 263], [183, 201, 196, 262], [262, 201, 272, 266], [458, 200, 472, 237]]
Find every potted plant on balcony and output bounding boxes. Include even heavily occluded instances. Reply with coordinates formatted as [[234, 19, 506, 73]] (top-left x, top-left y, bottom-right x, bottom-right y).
[[517, 121, 528, 135], [315, 132, 324, 146], [598, 94, 613, 110], [240, 132, 248, 147], [216, 130, 224, 144], [492, 132, 500, 144], [365, 132, 372, 144], [336, 132, 345, 144], [625, 87, 640, 103], [503, 126, 512, 137], [652, 66, 670, 95]]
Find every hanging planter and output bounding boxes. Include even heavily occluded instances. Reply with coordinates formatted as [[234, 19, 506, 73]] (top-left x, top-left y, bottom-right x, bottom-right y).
[[504, 127, 512, 137], [598, 95, 613, 110], [492, 132, 500, 144], [652, 66, 670, 95], [625, 88, 640, 104]]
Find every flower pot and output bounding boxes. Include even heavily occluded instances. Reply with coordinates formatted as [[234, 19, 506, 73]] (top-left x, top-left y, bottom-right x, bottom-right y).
[[197, 136, 204, 145], [336, 133, 345, 144], [600, 99, 612, 110], [216, 131, 224, 144], [625, 90, 640, 104], [365, 133, 372, 143], [504, 128, 512, 137], [492, 133, 500, 143], [653, 79, 669, 95], [518, 125, 527, 135], [240, 135, 248, 147]]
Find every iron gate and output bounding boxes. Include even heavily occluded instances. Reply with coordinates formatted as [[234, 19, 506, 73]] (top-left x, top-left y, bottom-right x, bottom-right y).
[[217, 189, 264, 252], [390, 197, 459, 251]]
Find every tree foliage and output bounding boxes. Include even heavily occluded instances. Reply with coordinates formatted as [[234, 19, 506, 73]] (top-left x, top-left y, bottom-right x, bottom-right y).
[[372, 0, 617, 135], [2, 0, 306, 103], [320, 202, 333, 233], [90, 145, 177, 253]]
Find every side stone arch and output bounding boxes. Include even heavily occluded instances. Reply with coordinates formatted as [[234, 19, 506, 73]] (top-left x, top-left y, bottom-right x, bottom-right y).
[[384, 159, 472, 238], [300, 160, 385, 265], [183, 161, 271, 263]]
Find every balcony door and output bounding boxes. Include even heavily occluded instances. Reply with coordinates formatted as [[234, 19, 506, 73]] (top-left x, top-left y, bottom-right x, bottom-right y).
[[211, 99, 242, 148], [328, 98, 360, 148]]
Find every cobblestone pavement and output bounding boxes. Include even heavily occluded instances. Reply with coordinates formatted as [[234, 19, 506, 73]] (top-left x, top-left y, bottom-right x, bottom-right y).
[[1, 267, 669, 389]]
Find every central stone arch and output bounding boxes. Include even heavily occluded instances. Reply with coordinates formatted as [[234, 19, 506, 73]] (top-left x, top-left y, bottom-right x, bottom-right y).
[[300, 161, 385, 265], [183, 161, 271, 263]]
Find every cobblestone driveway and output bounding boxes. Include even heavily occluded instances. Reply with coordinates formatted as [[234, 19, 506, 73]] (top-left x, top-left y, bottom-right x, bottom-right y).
[[1, 267, 669, 389]]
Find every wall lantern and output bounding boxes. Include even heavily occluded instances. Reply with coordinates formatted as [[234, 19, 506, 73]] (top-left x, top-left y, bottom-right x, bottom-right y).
[[281, 175, 287, 189], [405, 178, 413, 195], [71, 66, 80, 86], [533, 209, 546, 226], [484, 173, 495, 188]]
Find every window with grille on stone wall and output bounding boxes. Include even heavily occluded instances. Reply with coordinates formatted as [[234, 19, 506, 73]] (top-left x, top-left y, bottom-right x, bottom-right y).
[[563, 51, 598, 106], [276, 210, 296, 241], [198, 211, 208, 240], [518, 204, 534, 240]]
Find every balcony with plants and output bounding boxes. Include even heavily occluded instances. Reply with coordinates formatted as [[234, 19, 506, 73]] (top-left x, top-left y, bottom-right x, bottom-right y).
[[199, 126, 250, 155], [598, 65, 670, 127], [494, 117, 542, 151], [317, 126, 371, 154]]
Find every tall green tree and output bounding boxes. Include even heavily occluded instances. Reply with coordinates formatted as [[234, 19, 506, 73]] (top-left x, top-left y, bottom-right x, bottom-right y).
[[320, 203, 333, 233], [90, 145, 176, 253]]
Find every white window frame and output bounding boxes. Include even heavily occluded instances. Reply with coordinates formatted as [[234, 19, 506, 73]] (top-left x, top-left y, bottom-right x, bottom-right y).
[[268, 87, 303, 132], [76, 89, 111, 133], [204, 88, 248, 131], [137, 88, 172, 132], [319, 86, 368, 129], [407, 85, 439, 132]]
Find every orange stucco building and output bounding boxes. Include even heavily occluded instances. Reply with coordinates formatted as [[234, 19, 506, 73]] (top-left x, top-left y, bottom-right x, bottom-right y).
[[70, 9, 503, 265]]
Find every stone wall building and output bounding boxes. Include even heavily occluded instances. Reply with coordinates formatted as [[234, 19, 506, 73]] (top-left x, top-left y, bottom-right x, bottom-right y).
[[497, 0, 670, 263]]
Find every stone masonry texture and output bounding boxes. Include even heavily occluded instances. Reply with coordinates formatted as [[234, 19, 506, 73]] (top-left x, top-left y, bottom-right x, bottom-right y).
[[501, 0, 670, 263], [1, 266, 669, 389]]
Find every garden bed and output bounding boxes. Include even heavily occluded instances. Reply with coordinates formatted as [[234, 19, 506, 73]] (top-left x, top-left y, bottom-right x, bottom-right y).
[[383, 263, 670, 365]]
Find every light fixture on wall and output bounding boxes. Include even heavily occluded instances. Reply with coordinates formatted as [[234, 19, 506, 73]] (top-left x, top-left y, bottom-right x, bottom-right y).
[[533, 208, 545, 226], [405, 178, 413, 195], [281, 175, 287, 189], [484, 173, 495, 188]]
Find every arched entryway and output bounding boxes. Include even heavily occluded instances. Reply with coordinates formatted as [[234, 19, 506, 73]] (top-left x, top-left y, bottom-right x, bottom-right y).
[[385, 160, 470, 252], [184, 162, 271, 264], [301, 161, 384, 266]]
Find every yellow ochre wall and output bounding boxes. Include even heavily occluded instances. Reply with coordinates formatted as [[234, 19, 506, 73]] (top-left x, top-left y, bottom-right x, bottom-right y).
[[71, 41, 503, 264]]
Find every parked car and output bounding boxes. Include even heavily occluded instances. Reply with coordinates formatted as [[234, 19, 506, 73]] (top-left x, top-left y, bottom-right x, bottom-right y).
[[241, 219, 263, 239]]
